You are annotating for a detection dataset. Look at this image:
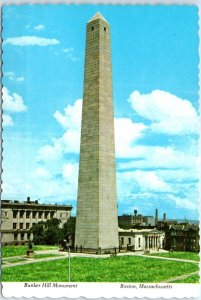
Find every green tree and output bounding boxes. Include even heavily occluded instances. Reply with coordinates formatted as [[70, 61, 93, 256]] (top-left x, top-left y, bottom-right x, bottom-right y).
[[60, 217, 76, 247], [31, 218, 61, 245], [30, 221, 46, 245], [44, 218, 62, 245]]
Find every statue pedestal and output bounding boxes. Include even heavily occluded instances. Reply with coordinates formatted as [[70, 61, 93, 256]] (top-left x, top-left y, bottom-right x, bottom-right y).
[[27, 250, 34, 258]]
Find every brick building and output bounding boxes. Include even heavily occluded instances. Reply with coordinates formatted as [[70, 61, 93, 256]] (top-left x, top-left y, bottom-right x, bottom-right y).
[[164, 224, 199, 252]]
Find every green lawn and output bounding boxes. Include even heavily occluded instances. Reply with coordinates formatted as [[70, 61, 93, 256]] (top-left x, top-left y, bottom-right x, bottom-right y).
[[171, 274, 200, 283], [2, 255, 199, 283], [33, 254, 63, 259], [149, 251, 200, 261], [2, 257, 27, 264], [2, 245, 58, 258]]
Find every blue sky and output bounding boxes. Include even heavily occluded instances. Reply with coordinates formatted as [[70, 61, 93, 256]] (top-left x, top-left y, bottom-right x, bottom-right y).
[[2, 5, 199, 220]]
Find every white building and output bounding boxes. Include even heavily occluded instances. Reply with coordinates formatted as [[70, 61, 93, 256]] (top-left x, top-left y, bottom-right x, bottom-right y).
[[119, 228, 164, 251]]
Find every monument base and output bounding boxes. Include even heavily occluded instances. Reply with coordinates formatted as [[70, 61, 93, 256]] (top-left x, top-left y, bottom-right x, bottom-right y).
[[74, 246, 120, 255]]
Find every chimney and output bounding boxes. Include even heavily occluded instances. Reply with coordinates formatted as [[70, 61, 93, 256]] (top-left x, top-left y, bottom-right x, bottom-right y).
[[163, 213, 166, 223], [155, 209, 158, 226], [134, 210, 137, 216], [27, 197, 30, 203]]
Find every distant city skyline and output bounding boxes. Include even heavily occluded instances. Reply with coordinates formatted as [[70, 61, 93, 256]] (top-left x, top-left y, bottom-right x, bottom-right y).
[[2, 5, 199, 219]]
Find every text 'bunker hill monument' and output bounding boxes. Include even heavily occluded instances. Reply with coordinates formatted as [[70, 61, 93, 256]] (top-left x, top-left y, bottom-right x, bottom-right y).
[[75, 12, 119, 252]]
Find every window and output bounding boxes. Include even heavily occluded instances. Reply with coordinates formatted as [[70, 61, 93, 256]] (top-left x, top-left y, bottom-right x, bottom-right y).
[[13, 211, 18, 218], [91, 26, 94, 31], [27, 233, 31, 240], [32, 211, 37, 218], [13, 223, 17, 230], [39, 211, 43, 218], [26, 211, 30, 219], [20, 211, 24, 218], [104, 27, 106, 32], [21, 233, 24, 240], [26, 223, 30, 229], [51, 211, 55, 218], [138, 238, 141, 247], [128, 238, 131, 245], [4, 211, 8, 217], [20, 223, 23, 229], [121, 237, 124, 245], [14, 233, 18, 241]]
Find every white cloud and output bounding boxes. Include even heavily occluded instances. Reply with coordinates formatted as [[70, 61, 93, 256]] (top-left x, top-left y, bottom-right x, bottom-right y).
[[16, 76, 25, 82], [38, 99, 82, 162], [4, 36, 59, 46], [62, 163, 79, 185], [33, 167, 50, 178], [63, 47, 74, 53], [118, 145, 198, 170], [54, 99, 82, 130], [38, 143, 63, 162], [129, 90, 199, 135], [34, 24, 45, 31], [168, 194, 198, 211], [119, 170, 171, 193], [4, 72, 25, 82], [3, 114, 13, 126], [2, 87, 27, 113], [42, 99, 147, 162], [114, 118, 147, 158], [63, 47, 79, 61]]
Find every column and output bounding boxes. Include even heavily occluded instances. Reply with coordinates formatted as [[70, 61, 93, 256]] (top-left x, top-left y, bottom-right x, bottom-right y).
[[23, 210, 26, 229], [42, 211, 45, 222], [16, 210, 20, 229], [29, 211, 32, 228]]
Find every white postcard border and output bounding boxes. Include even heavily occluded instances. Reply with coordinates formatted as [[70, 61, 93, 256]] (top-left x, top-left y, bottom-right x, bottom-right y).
[[1, 282, 201, 298]]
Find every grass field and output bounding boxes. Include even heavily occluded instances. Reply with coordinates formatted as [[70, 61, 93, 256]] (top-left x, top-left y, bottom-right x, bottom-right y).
[[33, 254, 63, 259], [149, 252, 200, 261], [2, 245, 58, 258], [172, 275, 200, 283], [2, 255, 199, 283], [2, 257, 26, 264]]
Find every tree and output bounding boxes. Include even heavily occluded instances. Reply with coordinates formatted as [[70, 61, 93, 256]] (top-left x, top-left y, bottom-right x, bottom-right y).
[[44, 218, 62, 245], [60, 217, 76, 247], [30, 217, 76, 246], [31, 218, 61, 245], [30, 221, 46, 245]]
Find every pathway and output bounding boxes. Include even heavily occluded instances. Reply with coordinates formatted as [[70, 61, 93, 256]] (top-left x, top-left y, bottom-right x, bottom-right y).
[[161, 271, 199, 283]]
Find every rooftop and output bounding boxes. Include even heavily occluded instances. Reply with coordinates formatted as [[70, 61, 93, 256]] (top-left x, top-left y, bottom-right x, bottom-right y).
[[1, 198, 72, 209], [119, 228, 162, 234]]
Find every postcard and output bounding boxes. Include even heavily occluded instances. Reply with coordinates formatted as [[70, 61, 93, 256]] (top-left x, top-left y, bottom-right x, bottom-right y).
[[1, 1, 200, 298]]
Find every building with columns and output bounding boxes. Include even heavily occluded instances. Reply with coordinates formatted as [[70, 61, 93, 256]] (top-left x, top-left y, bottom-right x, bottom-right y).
[[119, 228, 164, 251], [1, 197, 72, 245]]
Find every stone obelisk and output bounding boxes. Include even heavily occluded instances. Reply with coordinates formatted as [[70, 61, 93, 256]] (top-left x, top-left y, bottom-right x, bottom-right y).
[[75, 12, 119, 252]]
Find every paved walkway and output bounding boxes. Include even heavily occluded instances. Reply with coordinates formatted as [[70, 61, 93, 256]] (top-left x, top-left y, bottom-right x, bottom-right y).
[[142, 254, 199, 264], [162, 271, 199, 283]]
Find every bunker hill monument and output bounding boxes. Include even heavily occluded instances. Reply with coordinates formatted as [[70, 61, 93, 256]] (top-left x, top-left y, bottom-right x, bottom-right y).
[[75, 12, 119, 252]]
